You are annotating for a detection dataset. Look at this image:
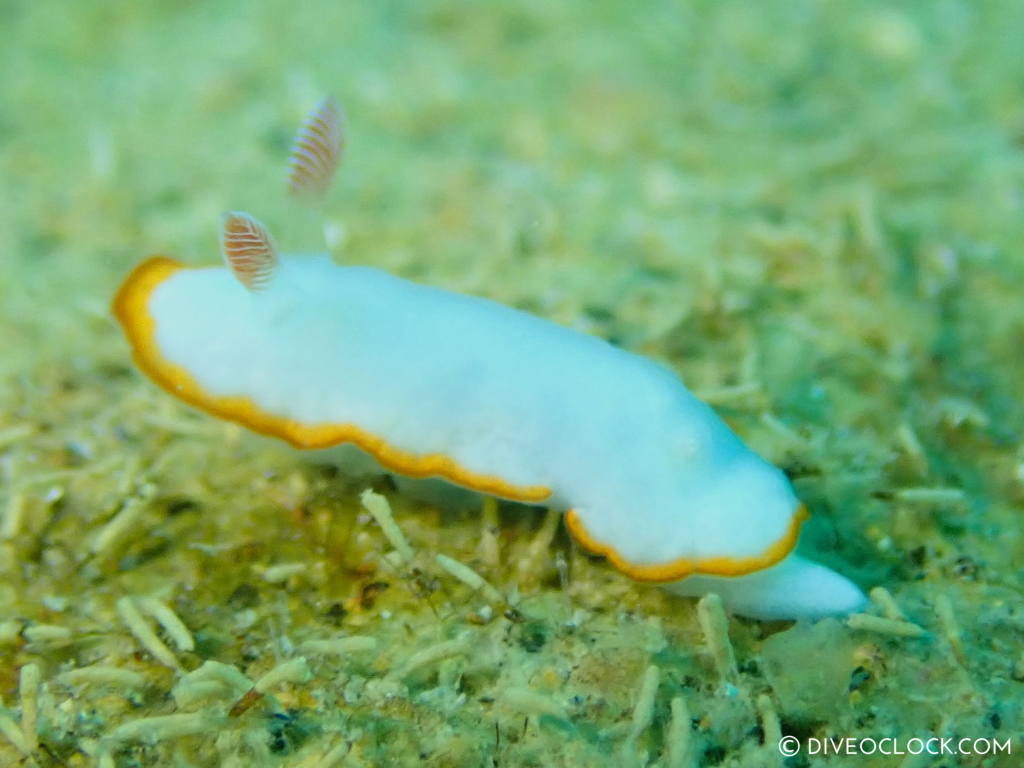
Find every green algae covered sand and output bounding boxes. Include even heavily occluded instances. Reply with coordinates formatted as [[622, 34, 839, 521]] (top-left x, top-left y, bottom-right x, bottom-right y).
[[2, 1, 1023, 766]]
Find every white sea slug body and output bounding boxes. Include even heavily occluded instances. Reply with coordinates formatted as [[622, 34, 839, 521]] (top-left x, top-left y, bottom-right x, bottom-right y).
[[112, 100, 866, 620]]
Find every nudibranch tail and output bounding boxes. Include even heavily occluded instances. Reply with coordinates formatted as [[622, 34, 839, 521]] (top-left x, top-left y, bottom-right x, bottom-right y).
[[287, 96, 343, 198], [220, 211, 278, 291], [665, 553, 867, 620]]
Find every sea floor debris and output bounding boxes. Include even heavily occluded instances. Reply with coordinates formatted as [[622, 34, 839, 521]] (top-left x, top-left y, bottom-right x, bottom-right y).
[[3, 0, 1024, 765]]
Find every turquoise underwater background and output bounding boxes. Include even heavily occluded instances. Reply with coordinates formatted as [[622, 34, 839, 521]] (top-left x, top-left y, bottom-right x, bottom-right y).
[[1, 1, 1023, 766]]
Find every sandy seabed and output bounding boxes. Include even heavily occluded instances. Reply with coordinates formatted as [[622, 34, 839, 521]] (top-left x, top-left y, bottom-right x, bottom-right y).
[[1, 2, 1022, 766]]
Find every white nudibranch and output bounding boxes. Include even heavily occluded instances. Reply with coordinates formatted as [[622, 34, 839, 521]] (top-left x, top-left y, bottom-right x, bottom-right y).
[[112, 98, 866, 620]]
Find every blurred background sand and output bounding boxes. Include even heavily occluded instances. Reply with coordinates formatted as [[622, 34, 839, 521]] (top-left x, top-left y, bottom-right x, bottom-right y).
[[1, 1, 1022, 765]]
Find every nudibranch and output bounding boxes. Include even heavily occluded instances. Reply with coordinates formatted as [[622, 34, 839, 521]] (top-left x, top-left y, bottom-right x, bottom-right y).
[[112, 98, 866, 620]]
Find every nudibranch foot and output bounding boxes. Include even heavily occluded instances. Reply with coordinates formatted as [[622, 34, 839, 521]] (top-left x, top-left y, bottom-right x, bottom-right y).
[[664, 553, 867, 621]]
